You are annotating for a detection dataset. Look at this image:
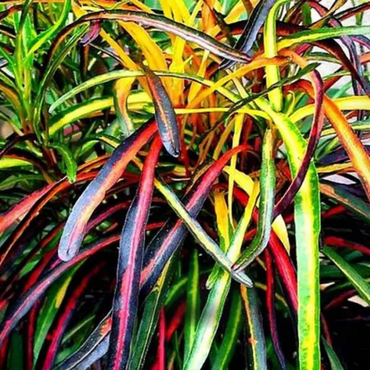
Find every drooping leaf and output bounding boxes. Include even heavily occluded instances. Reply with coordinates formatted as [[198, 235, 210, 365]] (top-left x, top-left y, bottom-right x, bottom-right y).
[[274, 66, 325, 218], [140, 145, 252, 295], [58, 120, 156, 261], [48, 70, 238, 115], [278, 25, 370, 50], [0, 236, 119, 347], [300, 79, 370, 199], [53, 10, 250, 65], [142, 66, 181, 157], [224, 63, 319, 119], [220, 0, 276, 69]]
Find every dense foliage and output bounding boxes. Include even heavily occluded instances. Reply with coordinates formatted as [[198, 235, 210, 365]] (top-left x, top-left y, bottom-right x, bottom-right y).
[[1, 0, 370, 369]]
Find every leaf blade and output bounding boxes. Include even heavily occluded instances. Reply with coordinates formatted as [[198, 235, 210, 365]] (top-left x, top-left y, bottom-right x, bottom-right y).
[[107, 136, 162, 369]]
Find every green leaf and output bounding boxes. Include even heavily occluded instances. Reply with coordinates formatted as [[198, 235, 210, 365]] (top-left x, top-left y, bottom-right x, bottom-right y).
[[34, 268, 77, 364], [150, 170, 253, 287], [48, 70, 238, 114], [183, 179, 259, 370], [211, 290, 242, 370], [225, 63, 319, 119], [183, 267, 232, 370], [322, 246, 370, 305], [0, 157, 32, 169], [255, 97, 321, 370], [320, 183, 370, 224], [49, 97, 114, 136], [184, 249, 200, 360], [322, 338, 345, 370], [48, 142, 77, 183], [206, 190, 232, 289], [241, 285, 267, 370], [264, 0, 292, 111], [129, 257, 175, 369], [233, 129, 276, 271], [278, 25, 370, 50], [7, 332, 24, 370], [26, 0, 71, 60]]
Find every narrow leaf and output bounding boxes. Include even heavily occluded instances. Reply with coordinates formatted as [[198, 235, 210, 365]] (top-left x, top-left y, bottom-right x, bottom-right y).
[[211, 291, 242, 370], [184, 249, 200, 360], [233, 129, 276, 271], [26, 0, 71, 59], [265, 250, 286, 369], [55, 10, 250, 64], [278, 25, 370, 50], [107, 136, 162, 369], [322, 247, 370, 305], [54, 314, 112, 370], [151, 172, 253, 287], [143, 66, 180, 157], [220, 0, 276, 69], [140, 145, 251, 295], [255, 97, 321, 370], [58, 120, 156, 261], [48, 142, 77, 183], [183, 181, 259, 370], [240, 285, 267, 370], [0, 184, 53, 234], [322, 338, 345, 370], [128, 256, 175, 370], [273, 67, 325, 218], [0, 236, 119, 348], [38, 263, 106, 370], [206, 190, 232, 289], [320, 183, 370, 224]]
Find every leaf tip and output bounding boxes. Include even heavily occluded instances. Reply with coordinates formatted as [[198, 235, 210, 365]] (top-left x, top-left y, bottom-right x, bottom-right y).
[[232, 270, 253, 287]]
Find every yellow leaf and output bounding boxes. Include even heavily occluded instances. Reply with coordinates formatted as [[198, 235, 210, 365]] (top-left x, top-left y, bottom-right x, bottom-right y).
[[223, 166, 290, 253], [228, 113, 244, 226], [214, 190, 231, 249]]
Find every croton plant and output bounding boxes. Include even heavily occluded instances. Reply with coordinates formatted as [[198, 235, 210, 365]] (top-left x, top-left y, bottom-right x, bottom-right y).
[[0, 0, 370, 369]]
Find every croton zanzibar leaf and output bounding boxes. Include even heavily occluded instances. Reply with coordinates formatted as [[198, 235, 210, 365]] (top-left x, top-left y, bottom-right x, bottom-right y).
[[0, 0, 370, 369]]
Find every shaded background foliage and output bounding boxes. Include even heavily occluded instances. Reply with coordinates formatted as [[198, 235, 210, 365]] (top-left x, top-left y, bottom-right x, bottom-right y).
[[0, 0, 370, 369]]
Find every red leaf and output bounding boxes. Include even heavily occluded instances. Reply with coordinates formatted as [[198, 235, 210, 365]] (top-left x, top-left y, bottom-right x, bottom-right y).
[[107, 136, 162, 370], [58, 120, 156, 261]]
